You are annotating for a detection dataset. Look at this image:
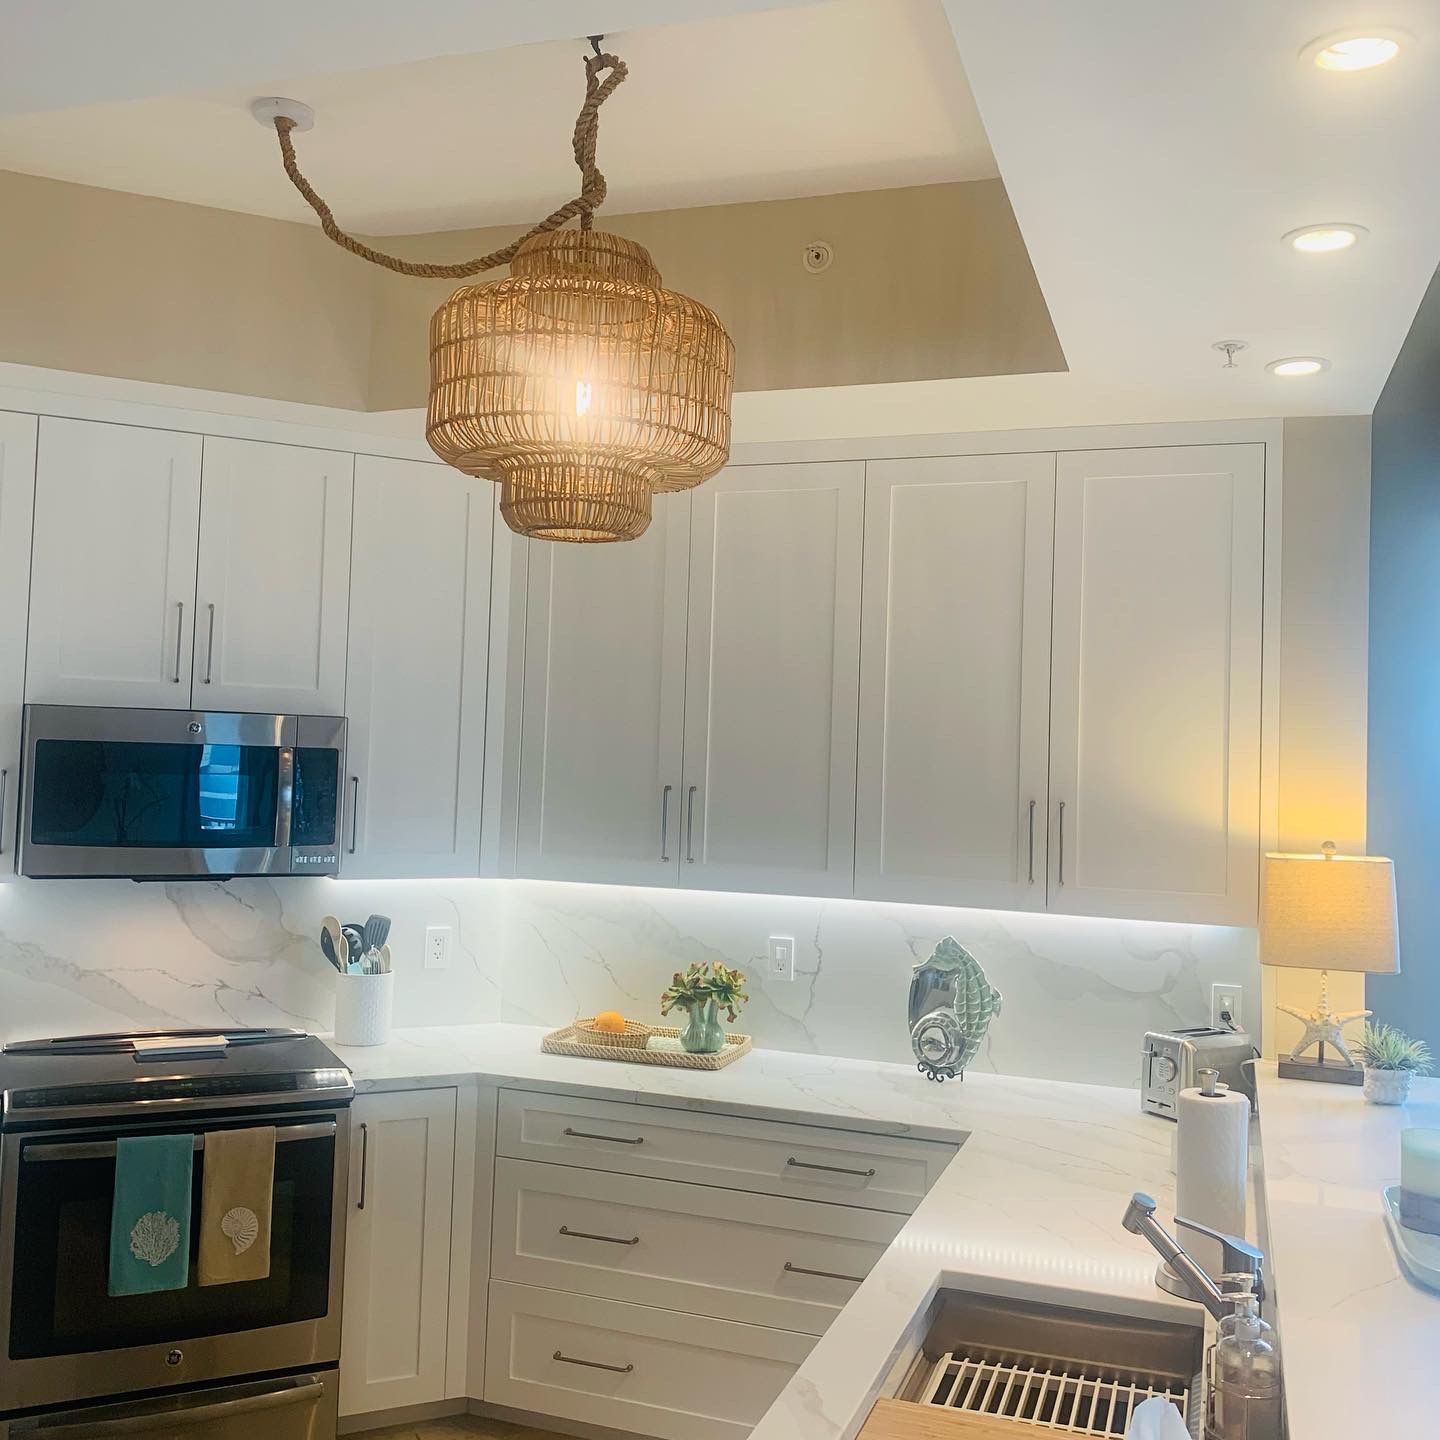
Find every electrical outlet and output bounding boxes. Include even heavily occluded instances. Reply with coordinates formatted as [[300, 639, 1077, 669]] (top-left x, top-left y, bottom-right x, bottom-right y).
[[1211, 981, 1243, 1029], [768, 936, 795, 982], [424, 924, 452, 971]]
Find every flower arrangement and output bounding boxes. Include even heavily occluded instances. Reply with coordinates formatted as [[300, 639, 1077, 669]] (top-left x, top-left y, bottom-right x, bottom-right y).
[[660, 961, 750, 1022], [1356, 1022, 1431, 1105]]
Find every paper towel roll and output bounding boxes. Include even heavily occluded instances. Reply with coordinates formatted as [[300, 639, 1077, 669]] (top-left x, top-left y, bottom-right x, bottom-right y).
[[1175, 1080, 1250, 1280]]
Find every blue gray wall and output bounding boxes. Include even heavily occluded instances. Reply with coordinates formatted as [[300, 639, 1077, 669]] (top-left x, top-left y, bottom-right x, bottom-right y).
[[1368, 263, 1440, 1043]]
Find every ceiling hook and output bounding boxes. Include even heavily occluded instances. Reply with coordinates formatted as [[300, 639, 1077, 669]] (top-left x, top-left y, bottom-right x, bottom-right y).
[[588, 34, 605, 59]]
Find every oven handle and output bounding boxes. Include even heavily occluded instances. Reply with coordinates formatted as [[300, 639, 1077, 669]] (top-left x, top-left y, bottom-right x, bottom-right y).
[[20, 1118, 336, 1163], [22, 1379, 325, 1437]]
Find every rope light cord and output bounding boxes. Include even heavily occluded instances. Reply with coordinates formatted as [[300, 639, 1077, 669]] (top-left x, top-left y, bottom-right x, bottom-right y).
[[271, 49, 628, 279]]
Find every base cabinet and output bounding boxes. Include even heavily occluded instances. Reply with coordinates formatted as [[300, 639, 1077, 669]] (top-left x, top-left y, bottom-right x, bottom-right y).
[[339, 1089, 457, 1418]]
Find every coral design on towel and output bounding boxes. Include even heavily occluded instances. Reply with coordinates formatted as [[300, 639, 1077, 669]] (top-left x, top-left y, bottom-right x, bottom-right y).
[[220, 1206, 260, 1255], [129, 1210, 181, 1267]]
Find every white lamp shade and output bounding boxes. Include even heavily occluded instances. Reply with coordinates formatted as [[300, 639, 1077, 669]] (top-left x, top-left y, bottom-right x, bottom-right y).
[[1260, 851, 1399, 974]]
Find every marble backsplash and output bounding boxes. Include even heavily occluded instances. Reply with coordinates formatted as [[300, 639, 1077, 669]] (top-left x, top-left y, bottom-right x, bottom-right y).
[[0, 875, 1257, 1088]]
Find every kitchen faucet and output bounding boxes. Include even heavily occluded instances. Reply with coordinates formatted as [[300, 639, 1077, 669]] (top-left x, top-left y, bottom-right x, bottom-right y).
[[1122, 1192, 1266, 1321]]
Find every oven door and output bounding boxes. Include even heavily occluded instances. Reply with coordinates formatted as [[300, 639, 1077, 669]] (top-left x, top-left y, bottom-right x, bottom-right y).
[[18, 706, 295, 879], [0, 1371, 337, 1440], [0, 1111, 348, 1411]]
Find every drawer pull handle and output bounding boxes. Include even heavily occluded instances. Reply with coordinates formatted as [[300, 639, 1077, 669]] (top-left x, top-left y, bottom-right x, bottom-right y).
[[560, 1225, 641, 1246], [553, 1350, 634, 1375], [784, 1260, 867, 1284], [786, 1156, 876, 1178], [563, 1126, 644, 1146]]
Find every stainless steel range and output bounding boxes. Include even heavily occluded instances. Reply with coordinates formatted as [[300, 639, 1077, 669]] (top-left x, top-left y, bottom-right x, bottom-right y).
[[0, 1029, 353, 1438]]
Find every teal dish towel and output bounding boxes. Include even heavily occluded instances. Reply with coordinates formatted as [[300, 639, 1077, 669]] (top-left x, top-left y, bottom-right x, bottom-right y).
[[109, 1134, 193, 1296]]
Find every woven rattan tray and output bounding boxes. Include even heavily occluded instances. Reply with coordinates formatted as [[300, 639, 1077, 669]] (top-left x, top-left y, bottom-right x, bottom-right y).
[[541, 1022, 752, 1071]]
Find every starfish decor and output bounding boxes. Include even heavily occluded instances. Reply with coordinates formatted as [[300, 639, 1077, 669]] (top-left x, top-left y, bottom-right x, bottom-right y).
[[1278, 971, 1370, 1067]]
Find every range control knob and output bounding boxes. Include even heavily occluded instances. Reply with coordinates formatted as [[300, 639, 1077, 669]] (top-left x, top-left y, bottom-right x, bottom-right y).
[[1151, 1055, 1178, 1084]]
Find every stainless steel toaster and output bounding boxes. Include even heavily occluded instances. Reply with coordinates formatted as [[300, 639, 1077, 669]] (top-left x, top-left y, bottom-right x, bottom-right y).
[[1141, 1026, 1256, 1118]]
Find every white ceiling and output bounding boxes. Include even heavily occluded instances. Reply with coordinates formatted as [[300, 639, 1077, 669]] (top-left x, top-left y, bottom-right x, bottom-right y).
[[0, 0, 995, 233], [941, 0, 1440, 418]]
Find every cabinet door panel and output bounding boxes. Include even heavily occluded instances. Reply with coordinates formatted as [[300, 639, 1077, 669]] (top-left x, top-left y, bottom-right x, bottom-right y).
[[682, 463, 863, 895], [340, 1089, 456, 1417], [0, 414, 35, 872], [856, 454, 1055, 910], [344, 456, 493, 878], [195, 437, 353, 713], [27, 418, 201, 708], [1049, 444, 1263, 924], [516, 502, 689, 885]]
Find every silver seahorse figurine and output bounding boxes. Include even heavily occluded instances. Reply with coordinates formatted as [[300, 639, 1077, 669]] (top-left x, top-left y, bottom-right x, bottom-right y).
[[907, 936, 1003, 1082]]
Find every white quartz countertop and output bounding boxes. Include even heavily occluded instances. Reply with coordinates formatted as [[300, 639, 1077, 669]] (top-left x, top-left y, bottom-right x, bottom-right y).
[[1256, 1063, 1440, 1440], [331, 1023, 1197, 1440]]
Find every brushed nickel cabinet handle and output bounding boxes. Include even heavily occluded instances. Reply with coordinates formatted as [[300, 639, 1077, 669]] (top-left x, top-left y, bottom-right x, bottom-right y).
[[563, 1126, 644, 1146], [553, 1350, 633, 1375], [786, 1156, 876, 1178], [560, 1225, 640, 1246], [356, 1120, 369, 1210], [171, 601, 184, 683], [1027, 799, 1036, 884], [685, 784, 697, 864], [0, 768, 9, 856], [348, 776, 360, 854], [784, 1260, 866, 1284], [202, 602, 216, 684], [659, 783, 672, 862], [1058, 800, 1067, 887]]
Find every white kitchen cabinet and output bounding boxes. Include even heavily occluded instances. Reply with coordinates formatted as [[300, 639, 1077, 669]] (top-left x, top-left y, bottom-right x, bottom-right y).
[[515, 501, 690, 885], [1048, 444, 1264, 924], [27, 417, 203, 708], [680, 463, 863, 895], [0, 414, 36, 870], [194, 437, 352, 713], [340, 1088, 457, 1417], [855, 453, 1056, 911], [343, 456, 493, 877]]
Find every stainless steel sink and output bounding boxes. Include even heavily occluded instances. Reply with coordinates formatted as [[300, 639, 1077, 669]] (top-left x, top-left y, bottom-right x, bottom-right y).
[[894, 1289, 1205, 1438]]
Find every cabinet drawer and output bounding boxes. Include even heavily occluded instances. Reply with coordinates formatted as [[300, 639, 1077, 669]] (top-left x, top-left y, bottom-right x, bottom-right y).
[[485, 1281, 814, 1440], [493, 1158, 900, 1335], [497, 1090, 957, 1214]]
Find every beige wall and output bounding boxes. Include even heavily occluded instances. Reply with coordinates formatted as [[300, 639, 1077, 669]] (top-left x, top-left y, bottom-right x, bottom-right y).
[[0, 169, 375, 410], [365, 180, 1064, 409]]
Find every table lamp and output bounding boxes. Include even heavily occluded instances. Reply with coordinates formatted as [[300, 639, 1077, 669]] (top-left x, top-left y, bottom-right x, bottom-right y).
[[1260, 842, 1399, 1084]]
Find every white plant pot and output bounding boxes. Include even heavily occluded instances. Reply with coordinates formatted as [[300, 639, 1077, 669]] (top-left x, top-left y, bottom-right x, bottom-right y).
[[333, 970, 395, 1047], [1363, 1067, 1413, 1106]]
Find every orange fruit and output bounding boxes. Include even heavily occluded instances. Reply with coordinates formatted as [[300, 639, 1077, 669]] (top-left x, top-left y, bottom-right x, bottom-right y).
[[592, 1010, 627, 1033]]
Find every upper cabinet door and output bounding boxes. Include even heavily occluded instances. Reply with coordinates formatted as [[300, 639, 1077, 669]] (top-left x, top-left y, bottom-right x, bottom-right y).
[[516, 501, 690, 886], [27, 417, 202, 709], [1048, 445, 1264, 925], [856, 454, 1056, 911], [343, 456, 493, 879], [680, 463, 864, 896], [195, 437, 353, 714], [0, 414, 36, 872]]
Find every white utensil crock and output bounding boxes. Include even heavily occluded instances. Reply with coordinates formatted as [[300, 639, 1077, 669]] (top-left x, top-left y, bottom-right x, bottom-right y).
[[334, 970, 395, 1047]]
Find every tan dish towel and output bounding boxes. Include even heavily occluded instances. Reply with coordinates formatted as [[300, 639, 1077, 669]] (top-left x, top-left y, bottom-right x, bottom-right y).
[[198, 1126, 275, 1286]]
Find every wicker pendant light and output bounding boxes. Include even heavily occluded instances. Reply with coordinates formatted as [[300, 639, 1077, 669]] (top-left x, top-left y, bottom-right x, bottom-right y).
[[262, 41, 734, 543]]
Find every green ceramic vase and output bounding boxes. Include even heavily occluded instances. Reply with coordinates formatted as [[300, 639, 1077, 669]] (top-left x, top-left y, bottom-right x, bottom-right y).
[[679, 997, 725, 1054]]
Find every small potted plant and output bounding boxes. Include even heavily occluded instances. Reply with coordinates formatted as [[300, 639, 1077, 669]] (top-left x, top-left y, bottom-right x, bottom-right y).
[[1356, 1023, 1432, 1105], [660, 962, 749, 1054]]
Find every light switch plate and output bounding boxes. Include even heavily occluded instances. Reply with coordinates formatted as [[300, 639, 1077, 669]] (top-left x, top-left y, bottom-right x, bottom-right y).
[[768, 936, 795, 982], [425, 924, 452, 971], [1211, 981, 1243, 1029]]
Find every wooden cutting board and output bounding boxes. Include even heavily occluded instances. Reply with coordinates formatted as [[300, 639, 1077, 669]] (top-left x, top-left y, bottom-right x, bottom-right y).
[[859, 1398, 1046, 1440]]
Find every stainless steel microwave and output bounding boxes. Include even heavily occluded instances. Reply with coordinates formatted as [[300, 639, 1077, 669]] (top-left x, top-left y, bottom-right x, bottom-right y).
[[17, 705, 346, 879]]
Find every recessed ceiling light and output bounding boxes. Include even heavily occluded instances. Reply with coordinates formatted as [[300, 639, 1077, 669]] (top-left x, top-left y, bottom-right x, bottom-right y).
[[1284, 223, 1368, 253], [1267, 356, 1331, 377], [1303, 30, 1408, 71]]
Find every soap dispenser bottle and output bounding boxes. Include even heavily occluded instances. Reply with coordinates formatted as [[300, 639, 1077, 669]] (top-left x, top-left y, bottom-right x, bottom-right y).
[[1206, 1288, 1282, 1440]]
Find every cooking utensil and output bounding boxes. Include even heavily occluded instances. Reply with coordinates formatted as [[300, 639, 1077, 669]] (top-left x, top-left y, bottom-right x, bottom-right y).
[[342, 926, 364, 959], [362, 914, 391, 955], [319, 916, 346, 974]]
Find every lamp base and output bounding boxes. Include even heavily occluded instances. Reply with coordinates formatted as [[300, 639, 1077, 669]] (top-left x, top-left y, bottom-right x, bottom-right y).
[[1278, 1056, 1363, 1085]]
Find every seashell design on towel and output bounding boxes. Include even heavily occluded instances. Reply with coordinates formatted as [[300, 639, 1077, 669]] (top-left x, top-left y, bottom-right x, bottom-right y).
[[220, 1206, 260, 1255], [129, 1210, 181, 1267]]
